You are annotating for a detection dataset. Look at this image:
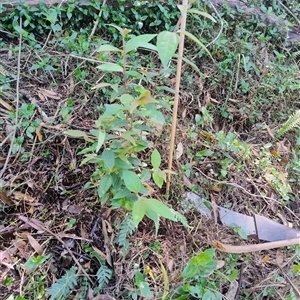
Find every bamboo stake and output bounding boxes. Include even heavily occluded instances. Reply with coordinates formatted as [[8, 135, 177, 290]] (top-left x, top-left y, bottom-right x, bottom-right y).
[[166, 0, 188, 194]]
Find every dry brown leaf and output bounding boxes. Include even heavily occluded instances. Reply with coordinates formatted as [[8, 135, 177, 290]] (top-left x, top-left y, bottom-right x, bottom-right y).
[[13, 192, 35, 203], [176, 142, 183, 160], [166, 257, 174, 272], [276, 250, 284, 266], [0, 156, 7, 163], [181, 108, 186, 119], [91, 246, 106, 260], [0, 98, 13, 111], [35, 125, 43, 142], [226, 280, 238, 300], [39, 89, 61, 100], [37, 92, 46, 101], [104, 220, 113, 233], [210, 185, 222, 192], [183, 176, 192, 189], [216, 260, 225, 269], [266, 126, 275, 139], [15, 239, 31, 259], [68, 205, 83, 214], [25, 232, 43, 255], [69, 76, 75, 94], [0, 191, 14, 206], [205, 92, 211, 106], [28, 206, 35, 214], [262, 255, 270, 262]]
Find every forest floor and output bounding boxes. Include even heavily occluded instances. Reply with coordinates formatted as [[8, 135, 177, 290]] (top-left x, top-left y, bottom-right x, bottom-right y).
[[1, 1, 300, 300]]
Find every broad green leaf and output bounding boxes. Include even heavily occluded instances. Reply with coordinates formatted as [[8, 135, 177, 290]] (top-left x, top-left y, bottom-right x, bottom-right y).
[[125, 34, 157, 53], [95, 130, 106, 153], [121, 132, 136, 145], [113, 189, 131, 199], [145, 206, 160, 235], [106, 23, 131, 36], [159, 260, 169, 300], [64, 130, 89, 139], [140, 169, 151, 181], [120, 93, 134, 106], [132, 198, 147, 226], [97, 44, 122, 52], [24, 254, 50, 270], [157, 31, 179, 69], [144, 198, 176, 221], [139, 281, 153, 298], [91, 82, 112, 90], [181, 249, 217, 279], [123, 170, 142, 193], [174, 54, 201, 74], [126, 70, 144, 79], [102, 149, 115, 170], [177, 4, 189, 15], [188, 8, 216, 23], [177, 30, 214, 61], [152, 172, 164, 188], [98, 174, 112, 198], [151, 149, 161, 169], [203, 290, 222, 300], [97, 63, 123, 72]]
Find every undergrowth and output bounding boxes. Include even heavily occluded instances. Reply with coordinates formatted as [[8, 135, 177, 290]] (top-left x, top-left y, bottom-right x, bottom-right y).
[[1, 0, 300, 299]]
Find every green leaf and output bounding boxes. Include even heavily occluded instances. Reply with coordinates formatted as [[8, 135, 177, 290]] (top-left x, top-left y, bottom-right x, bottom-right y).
[[47, 266, 77, 300], [106, 23, 130, 36], [132, 198, 147, 226], [144, 198, 176, 221], [121, 131, 136, 145], [64, 130, 93, 142], [177, 30, 214, 61], [120, 93, 134, 106], [203, 289, 222, 300], [97, 44, 122, 52], [102, 149, 115, 171], [98, 174, 113, 198], [139, 281, 153, 298], [123, 170, 142, 193], [125, 34, 157, 53], [151, 149, 161, 169], [152, 172, 164, 188], [24, 254, 50, 270], [97, 63, 123, 72], [174, 54, 201, 74], [181, 249, 217, 279], [157, 31, 179, 69], [188, 8, 216, 23], [145, 207, 160, 236], [91, 82, 112, 90], [96, 130, 106, 153]]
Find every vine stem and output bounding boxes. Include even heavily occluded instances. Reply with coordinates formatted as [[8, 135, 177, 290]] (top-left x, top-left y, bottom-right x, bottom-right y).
[[166, 0, 188, 194]]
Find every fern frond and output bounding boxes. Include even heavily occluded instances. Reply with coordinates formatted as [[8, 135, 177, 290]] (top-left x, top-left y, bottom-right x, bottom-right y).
[[291, 50, 300, 59], [170, 209, 192, 229], [76, 276, 89, 300], [115, 213, 135, 255], [94, 264, 113, 293], [48, 266, 78, 300], [275, 110, 300, 139]]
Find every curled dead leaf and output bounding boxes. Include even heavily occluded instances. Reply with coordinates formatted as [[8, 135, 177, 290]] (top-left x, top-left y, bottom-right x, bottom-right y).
[[0, 191, 14, 206], [25, 232, 43, 255], [13, 192, 35, 203]]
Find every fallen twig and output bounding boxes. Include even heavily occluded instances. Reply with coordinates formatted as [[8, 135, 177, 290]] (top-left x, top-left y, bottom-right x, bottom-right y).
[[212, 238, 300, 253]]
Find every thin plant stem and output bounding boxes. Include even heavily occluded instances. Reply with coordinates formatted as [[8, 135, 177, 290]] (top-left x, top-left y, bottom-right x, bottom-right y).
[[166, 0, 188, 194]]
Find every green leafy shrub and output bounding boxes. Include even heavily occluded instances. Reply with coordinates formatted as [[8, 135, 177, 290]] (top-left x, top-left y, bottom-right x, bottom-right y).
[[64, 26, 189, 235]]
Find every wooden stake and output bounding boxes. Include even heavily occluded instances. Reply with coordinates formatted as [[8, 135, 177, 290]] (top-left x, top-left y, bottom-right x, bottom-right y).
[[166, 0, 188, 194]]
